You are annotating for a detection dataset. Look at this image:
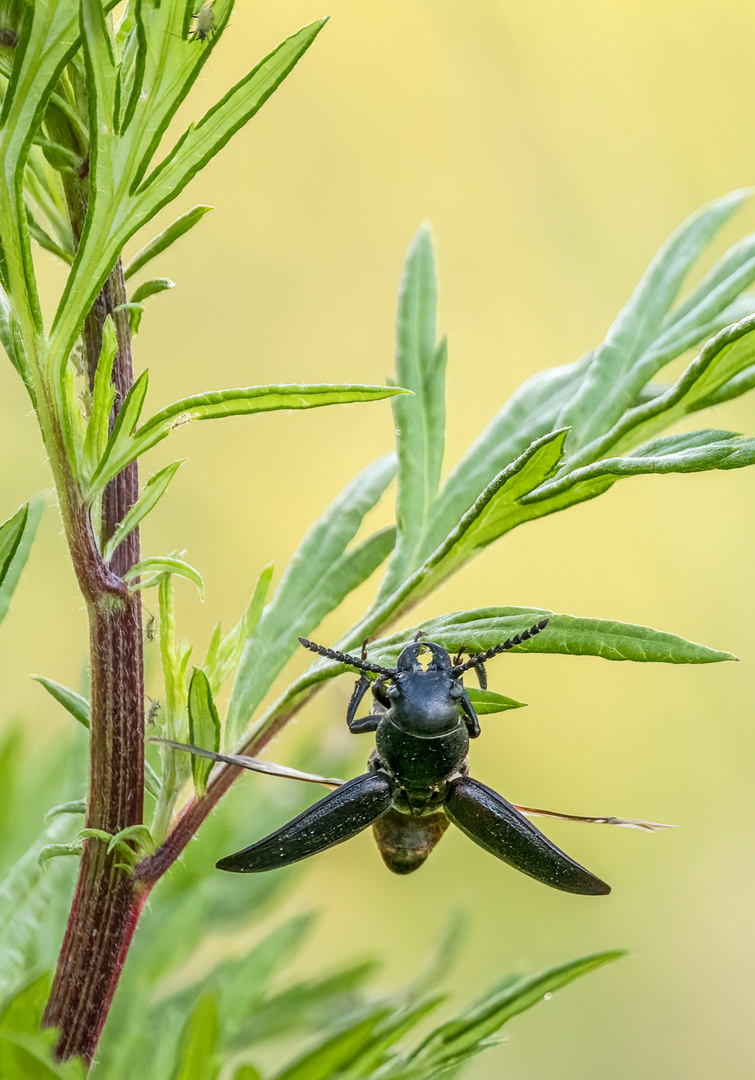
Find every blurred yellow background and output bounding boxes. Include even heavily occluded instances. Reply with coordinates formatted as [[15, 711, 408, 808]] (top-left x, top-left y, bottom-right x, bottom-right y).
[[2, 1, 755, 1076]]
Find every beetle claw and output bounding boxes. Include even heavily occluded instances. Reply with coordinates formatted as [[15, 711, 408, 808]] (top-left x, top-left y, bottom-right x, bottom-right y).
[[445, 776, 611, 895]]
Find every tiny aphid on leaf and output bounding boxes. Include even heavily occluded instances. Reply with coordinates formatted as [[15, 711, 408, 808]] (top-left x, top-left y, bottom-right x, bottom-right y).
[[190, 3, 216, 42], [166, 622, 673, 893]]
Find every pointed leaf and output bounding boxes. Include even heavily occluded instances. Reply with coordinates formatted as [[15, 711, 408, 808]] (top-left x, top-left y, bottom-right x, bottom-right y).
[[409, 951, 624, 1072], [130, 277, 175, 304], [31, 675, 90, 729], [398, 431, 567, 610], [227, 457, 396, 738], [187, 669, 221, 795], [82, 317, 117, 477], [102, 460, 184, 563], [124, 205, 213, 279], [88, 369, 150, 495], [274, 1008, 393, 1080], [124, 556, 204, 598], [130, 383, 409, 462], [422, 355, 590, 558], [465, 688, 526, 714], [0, 498, 43, 629], [557, 190, 751, 451], [377, 225, 446, 599], [133, 20, 328, 234], [369, 608, 735, 666]]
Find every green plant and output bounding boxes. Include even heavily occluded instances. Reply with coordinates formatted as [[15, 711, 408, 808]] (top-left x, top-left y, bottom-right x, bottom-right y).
[[2, 0, 755, 1074]]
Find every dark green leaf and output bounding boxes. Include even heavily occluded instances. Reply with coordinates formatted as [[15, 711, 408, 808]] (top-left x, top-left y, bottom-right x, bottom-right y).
[[187, 670, 221, 795]]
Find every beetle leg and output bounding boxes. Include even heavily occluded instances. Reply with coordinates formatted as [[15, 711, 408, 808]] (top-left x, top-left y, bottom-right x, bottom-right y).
[[460, 688, 481, 739], [216, 772, 395, 873], [445, 776, 610, 895], [346, 675, 374, 732]]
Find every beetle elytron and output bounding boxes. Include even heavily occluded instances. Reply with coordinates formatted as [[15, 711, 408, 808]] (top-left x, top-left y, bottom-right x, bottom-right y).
[[209, 619, 661, 894]]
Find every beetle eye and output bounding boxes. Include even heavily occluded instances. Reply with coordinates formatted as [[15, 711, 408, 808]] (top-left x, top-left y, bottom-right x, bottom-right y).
[[386, 684, 400, 699], [449, 683, 463, 699]]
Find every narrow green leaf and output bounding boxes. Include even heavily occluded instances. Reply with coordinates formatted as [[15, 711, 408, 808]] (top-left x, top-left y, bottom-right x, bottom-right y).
[[31, 675, 90, 729], [131, 384, 409, 462], [187, 669, 221, 795], [422, 355, 591, 559], [133, 20, 328, 233], [465, 688, 526, 714], [130, 277, 175, 304], [369, 608, 735, 666], [0, 0, 82, 332], [171, 994, 220, 1080], [0, 497, 43, 629], [102, 460, 184, 563], [377, 225, 446, 600], [527, 430, 755, 511], [410, 951, 624, 1072], [227, 457, 396, 740], [82, 318, 117, 477], [274, 1008, 393, 1080], [88, 370, 150, 495], [557, 190, 751, 451], [124, 556, 204, 598], [124, 205, 213, 279], [208, 561, 275, 696], [400, 431, 567, 609]]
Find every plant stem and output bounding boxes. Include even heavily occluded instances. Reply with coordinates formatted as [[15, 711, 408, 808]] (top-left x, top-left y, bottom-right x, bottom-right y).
[[42, 261, 146, 1065]]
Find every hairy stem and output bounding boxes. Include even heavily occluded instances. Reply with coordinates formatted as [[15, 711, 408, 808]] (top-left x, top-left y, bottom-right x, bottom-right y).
[[43, 261, 145, 1065]]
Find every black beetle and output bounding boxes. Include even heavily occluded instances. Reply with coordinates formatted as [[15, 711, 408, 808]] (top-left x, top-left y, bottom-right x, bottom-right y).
[[215, 619, 616, 894]]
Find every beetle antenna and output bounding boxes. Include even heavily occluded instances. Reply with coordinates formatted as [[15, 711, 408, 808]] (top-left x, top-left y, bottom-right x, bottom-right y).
[[450, 618, 550, 675], [298, 637, 396, 677]]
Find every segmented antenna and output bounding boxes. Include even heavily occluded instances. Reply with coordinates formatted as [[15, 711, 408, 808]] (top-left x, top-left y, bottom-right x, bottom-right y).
[[298, 637, 396, 677], [450, 618, 549, 676]]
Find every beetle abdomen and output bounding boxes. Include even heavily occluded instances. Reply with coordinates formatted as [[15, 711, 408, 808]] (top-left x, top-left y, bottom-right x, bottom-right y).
[[372, 806, 449, 874]]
